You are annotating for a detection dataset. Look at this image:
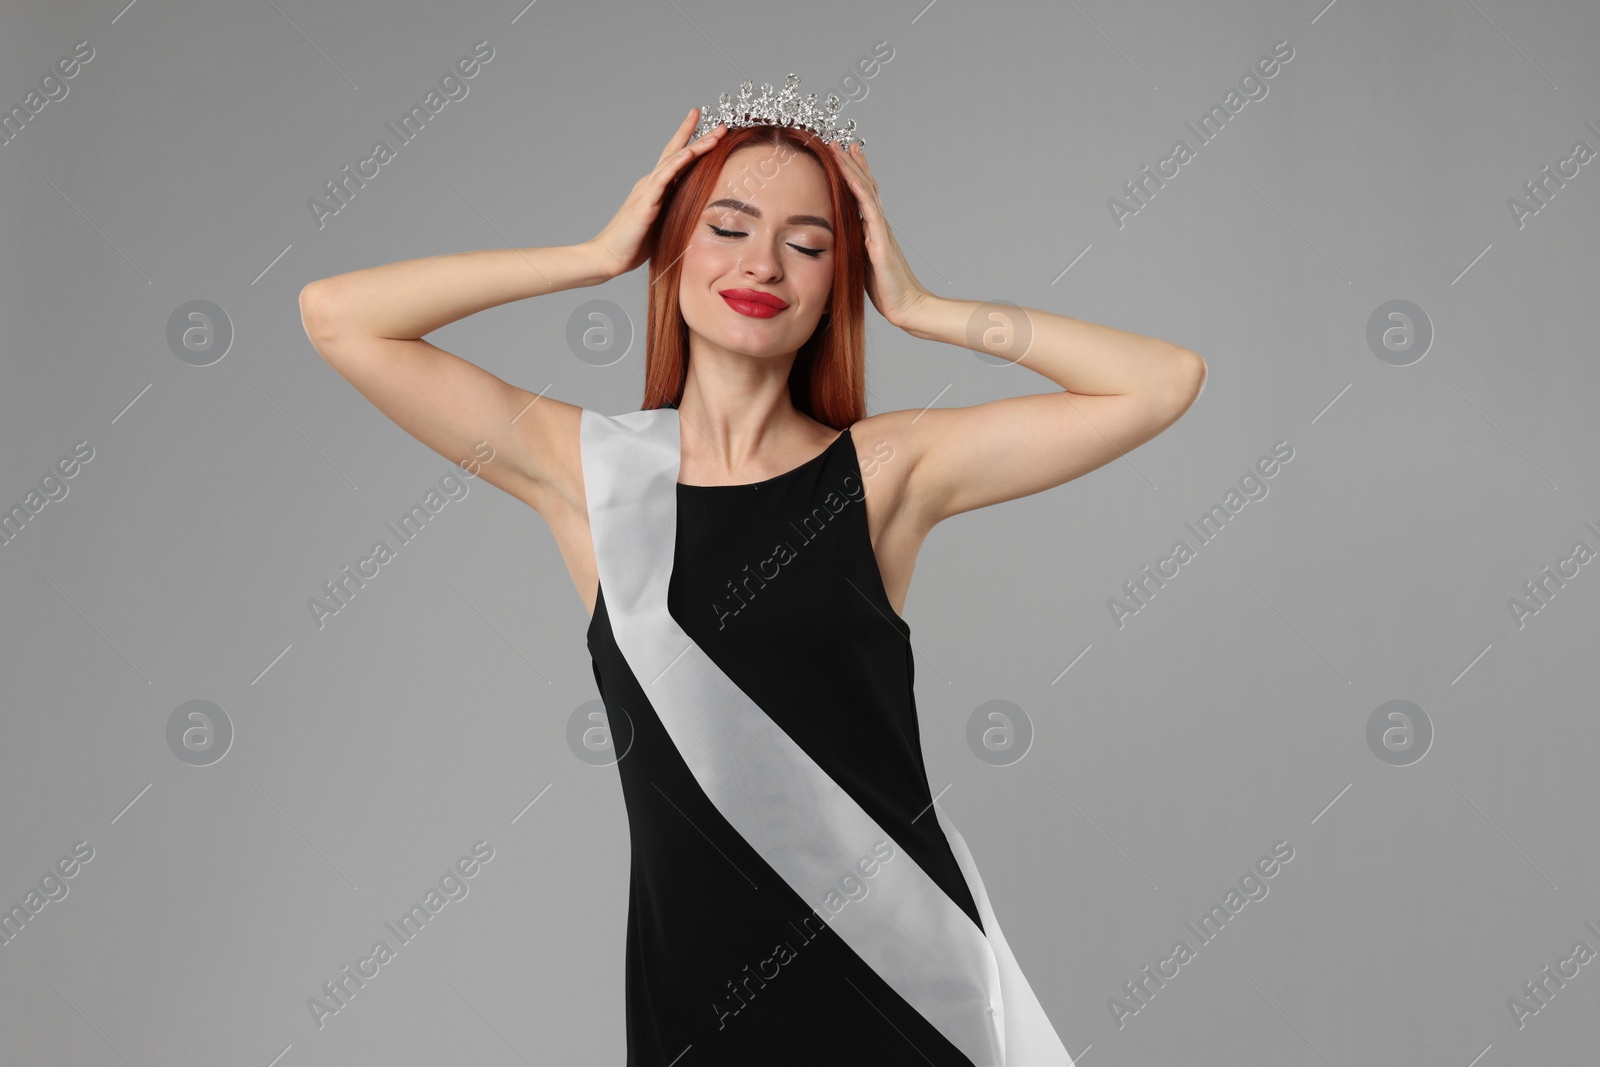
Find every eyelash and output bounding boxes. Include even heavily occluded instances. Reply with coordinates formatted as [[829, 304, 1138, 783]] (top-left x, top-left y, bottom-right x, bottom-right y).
[[707, 224, 826, 258]]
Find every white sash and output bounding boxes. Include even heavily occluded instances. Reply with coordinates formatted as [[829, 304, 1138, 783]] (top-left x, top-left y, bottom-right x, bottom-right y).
[[581, 405, 1072, 1066]]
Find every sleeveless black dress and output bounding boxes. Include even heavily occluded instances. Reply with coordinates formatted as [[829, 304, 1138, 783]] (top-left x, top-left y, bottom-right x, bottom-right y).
[[586, 426, 988, 1066]]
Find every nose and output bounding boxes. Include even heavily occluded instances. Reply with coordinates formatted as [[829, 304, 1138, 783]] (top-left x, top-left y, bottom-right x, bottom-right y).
[[739, 245, 781, 283]]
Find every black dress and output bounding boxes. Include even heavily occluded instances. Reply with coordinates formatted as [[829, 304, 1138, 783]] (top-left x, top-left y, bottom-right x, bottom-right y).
[[582, 408, 1070, 1067]]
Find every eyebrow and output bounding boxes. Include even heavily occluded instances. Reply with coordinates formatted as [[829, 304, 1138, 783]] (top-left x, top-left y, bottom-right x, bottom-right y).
[[703, 198, 834, 235]]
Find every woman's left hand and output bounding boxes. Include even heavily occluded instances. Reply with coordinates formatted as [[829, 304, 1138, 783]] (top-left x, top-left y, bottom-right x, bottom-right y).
[[833, 141, 931, 330]]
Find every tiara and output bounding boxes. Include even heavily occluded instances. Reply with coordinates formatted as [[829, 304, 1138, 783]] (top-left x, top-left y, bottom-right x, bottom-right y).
[[691, 73, 865, 150]]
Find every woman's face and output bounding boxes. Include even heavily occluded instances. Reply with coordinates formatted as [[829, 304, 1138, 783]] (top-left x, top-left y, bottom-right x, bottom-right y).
[[677, 143, 837, 364]]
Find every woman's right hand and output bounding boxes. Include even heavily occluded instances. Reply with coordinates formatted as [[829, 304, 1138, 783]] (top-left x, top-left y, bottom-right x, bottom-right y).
[[585, 108, 726, 280]]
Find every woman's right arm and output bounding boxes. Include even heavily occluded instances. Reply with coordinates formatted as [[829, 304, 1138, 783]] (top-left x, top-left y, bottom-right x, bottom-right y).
[[297, 107, 727, 515], [296, 242, 613, 514]]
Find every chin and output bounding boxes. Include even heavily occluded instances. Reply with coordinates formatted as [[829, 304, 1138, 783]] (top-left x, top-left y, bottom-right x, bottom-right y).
[[704, 332, 790, 360], [688, 305, 805, 356]]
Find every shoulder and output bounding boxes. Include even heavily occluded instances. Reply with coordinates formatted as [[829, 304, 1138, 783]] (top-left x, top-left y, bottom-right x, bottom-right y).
[[846, 409, 926, 472], [535, 402, 675, 516], [845, 408, 939, 532]]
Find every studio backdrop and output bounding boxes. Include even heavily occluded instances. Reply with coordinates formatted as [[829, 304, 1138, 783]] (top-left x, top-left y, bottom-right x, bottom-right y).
[[2, 0, 1597, 1064]]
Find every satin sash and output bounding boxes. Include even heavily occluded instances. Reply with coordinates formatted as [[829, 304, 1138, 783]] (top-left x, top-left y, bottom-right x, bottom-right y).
[[581, 405, 1072, 1067]]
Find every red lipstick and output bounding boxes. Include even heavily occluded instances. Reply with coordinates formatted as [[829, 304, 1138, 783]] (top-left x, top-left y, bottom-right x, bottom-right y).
[[720, 289, 788, 319]]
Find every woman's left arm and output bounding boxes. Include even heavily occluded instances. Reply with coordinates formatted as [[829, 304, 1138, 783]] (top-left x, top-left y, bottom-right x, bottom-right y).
[[832, 141, 1206, 527], [891, 292, 1206, 524]]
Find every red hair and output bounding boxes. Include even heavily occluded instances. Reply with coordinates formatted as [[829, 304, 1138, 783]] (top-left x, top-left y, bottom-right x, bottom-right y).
[[641, 124, 868, 429]]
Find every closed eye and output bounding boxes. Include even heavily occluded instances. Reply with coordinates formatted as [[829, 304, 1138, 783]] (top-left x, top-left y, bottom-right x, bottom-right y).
[[707, 224, 826, 259]]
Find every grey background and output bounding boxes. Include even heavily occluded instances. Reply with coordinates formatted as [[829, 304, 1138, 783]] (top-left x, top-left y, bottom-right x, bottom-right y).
[[2, 0, 1596, 1064]]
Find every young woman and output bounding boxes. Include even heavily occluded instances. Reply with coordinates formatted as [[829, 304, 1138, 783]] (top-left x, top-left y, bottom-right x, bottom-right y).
[[299, 87, 1204, 1066]]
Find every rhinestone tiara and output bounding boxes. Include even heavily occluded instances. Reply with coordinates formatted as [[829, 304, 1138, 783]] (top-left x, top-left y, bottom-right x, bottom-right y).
[[691, 72, 865, 150]]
